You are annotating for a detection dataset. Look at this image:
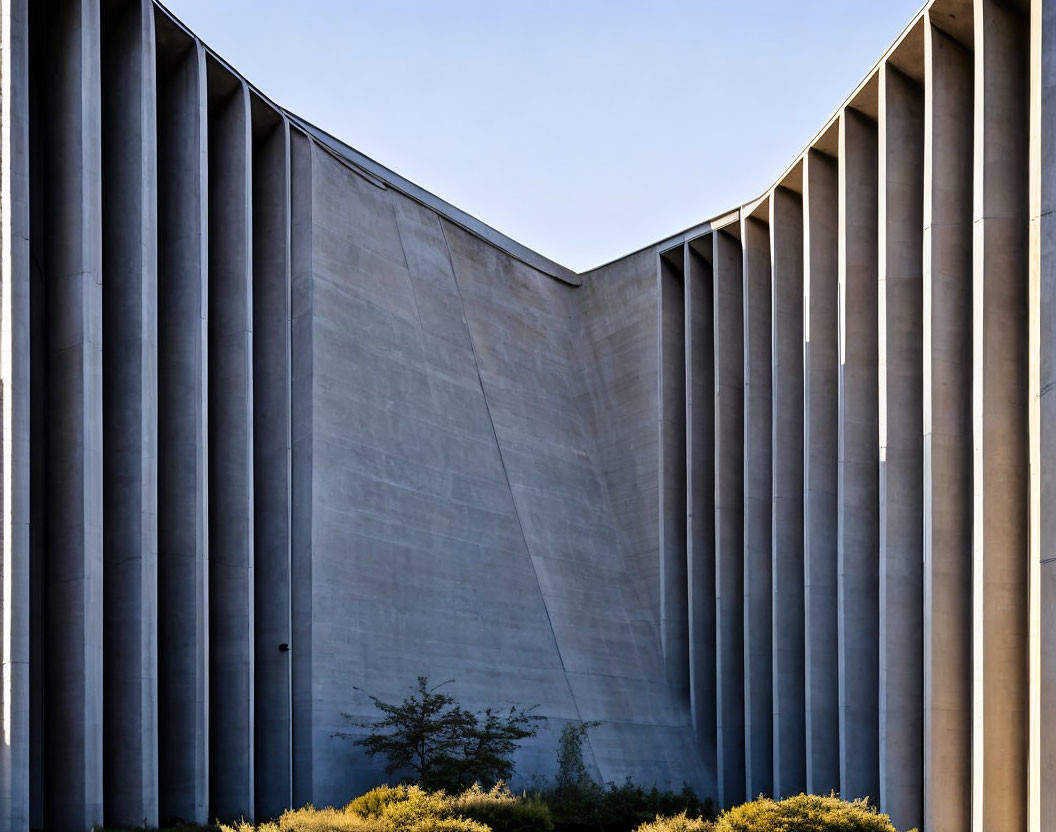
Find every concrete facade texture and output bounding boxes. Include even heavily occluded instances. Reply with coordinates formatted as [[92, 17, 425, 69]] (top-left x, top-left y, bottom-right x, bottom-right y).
[[0, 0, 1053, 831]]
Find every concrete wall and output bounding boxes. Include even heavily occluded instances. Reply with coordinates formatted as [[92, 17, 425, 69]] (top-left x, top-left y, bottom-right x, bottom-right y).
[[1, 0, 1054, 830], [297, 143, 707, 806]]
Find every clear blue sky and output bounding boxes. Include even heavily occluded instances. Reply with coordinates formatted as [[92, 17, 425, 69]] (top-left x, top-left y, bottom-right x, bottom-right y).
[[163, 0, 923, 272]]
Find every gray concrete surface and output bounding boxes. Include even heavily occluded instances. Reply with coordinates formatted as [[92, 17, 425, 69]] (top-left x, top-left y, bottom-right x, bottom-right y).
[[971, 2, 1030, 830], [251, 103, 292, 820], [713, 227, 745, 809], [802, 148, 840, 799], [659, 251, 689, 701], [837, 105, 879, 804], [877, 59, 924, 832], [0, 0, 31, 828], [35, 1, 106, 828], [1031, 0, 1056, 828], [741, 213, 772, 802], [156, 21, 210, 825], [769, 186, 804, 799], [207, 64, 255, 821], [100, 0, 159, 825], [2, 0, 1055, 829], [921, 15, 973, 832], [683, 240, 716, 784]]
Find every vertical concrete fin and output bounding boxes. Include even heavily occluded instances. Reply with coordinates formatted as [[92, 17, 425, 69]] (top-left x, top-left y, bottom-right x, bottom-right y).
[[207, 62, 255, 821], [0, 0, 31, 828], [289, 127, 314, 809], [837, 105, 880, 802], [685, 236, 717, 791], [877, 57, 924, 832], [1029, 0, 1056, 826], [770, 185, 805, 799], [920, 0, 976, 811], [922, 15, 973, 832], [659, 249, 689, 700], [971, 2, 1030, 830], [33, 0, 106, 827], [157, 27, 210, 824], [100, 0, 159, 824], [742, 211, 773, 800], [252, 103, 293, 818], [714, 224, 745, 808], [802, 147, 840, 797]]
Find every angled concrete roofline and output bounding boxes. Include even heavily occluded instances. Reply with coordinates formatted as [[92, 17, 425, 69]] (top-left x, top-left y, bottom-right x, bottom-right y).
[[156, 0, 938, 286], [637, 0, 935, 269], [153, 0, 584, 287]]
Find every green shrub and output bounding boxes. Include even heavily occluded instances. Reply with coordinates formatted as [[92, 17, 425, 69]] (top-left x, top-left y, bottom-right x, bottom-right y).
[[542, 780, 709, 832], [220, 786, 450, 832], [380, 787, 454, 832], [634, 812, 713, 832], [347, 785, 413, 818], [448, 783, 552, 832], [713, 794, 896, 832], [404, 818, 489, 832], [220, 804, 384, 832], [596, 783, 707, 832]]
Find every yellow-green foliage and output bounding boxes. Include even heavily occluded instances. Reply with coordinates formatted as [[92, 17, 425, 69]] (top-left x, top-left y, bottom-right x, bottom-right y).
[[221, 805, 388, 832], [448, 783, 553, 832], [712, 794, 896, 832], [635, 810, 713, 832], [220, 784, 490, 832], [347, 785, 413, 819], [378, 786, 459, 832]]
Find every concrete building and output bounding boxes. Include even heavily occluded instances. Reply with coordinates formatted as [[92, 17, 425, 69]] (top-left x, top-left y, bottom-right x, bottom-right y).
[[0, 0, 1054, 830]]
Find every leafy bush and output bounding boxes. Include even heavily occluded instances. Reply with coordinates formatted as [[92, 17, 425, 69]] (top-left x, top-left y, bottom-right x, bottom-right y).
[[379, 786, 456, 832], [221, 782, 554, 832], [401, 818, 489, 832], [348, 785, 415, 819], [538, 721, 711, 832], [221, 806, 382, 832], [542, 779, 709, 832], [449, 783, 553, 832], [634, 812, 713, 832], [712, 794, 897, 832], [596, 783, 708, 832], [337, 677, 541, 791]]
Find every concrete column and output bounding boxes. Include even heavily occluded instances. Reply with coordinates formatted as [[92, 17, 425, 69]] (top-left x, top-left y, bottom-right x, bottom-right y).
[[685, 238, 716, 787], [207, 64, 255, 821], [659, 250, 689, 700], [289, 128, 314, 808], [0, 0, 32, 829], [100, 0, 158, 825], [713, 225, 745, 808], [156, 30, 210, 825], [770, 185, 805, 798], [802, 148, 840, 797], [289, 129, 312, 806], [742, 212, 773, 800], [252, 105, 293, 818], [922, 18, 973, 832], [837, 106, 879, 803], [1031, 0, 1056, 827], [37, 0, 106, 828], [971, 2, 1030, 830], [28, 9, 45, 825], [877, 62, 924, 832]]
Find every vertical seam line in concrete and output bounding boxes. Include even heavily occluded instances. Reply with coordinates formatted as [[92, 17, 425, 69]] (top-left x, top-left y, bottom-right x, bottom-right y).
[[437, 218, 600, 775], [391, 200, 424, 332]]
